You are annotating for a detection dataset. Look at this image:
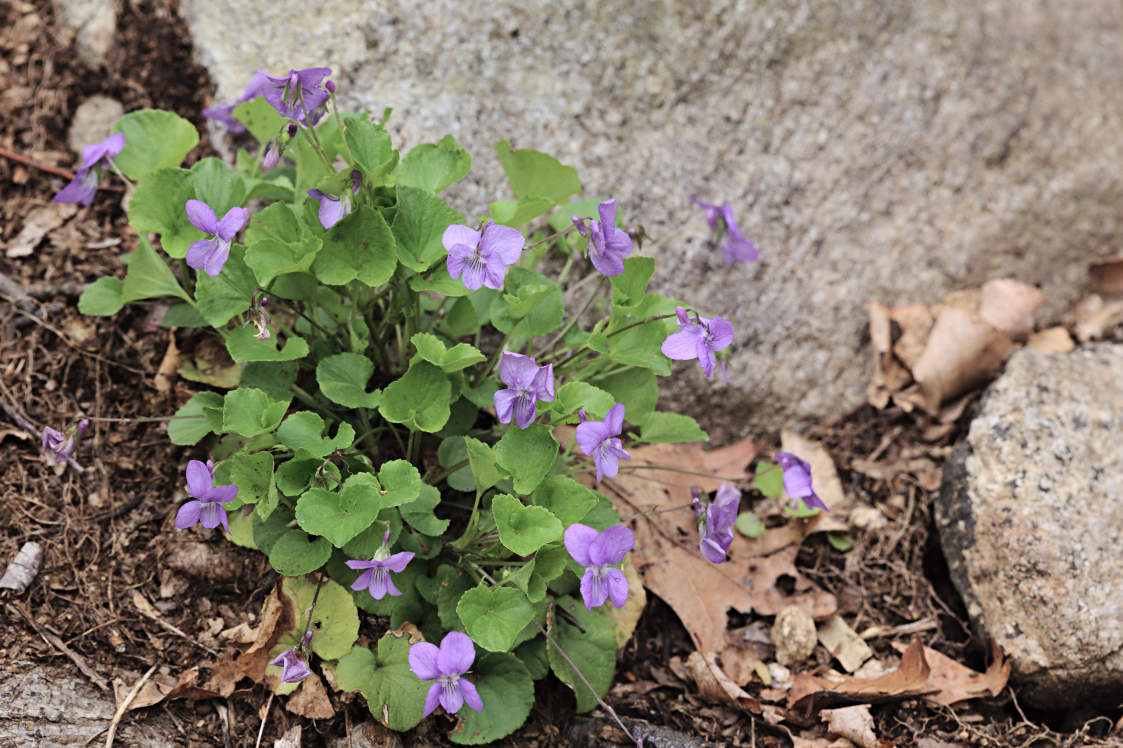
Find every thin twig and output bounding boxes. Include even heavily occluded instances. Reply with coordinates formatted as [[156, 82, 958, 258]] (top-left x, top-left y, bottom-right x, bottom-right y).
[[9, 602, 109, 691], [0, 145, 124, 190], [132, 592, 220, 656], [104, 663, 158, 748], [534, 617, 640, 747], [254, 692, 275, 748], [0, 296, 147, 375]]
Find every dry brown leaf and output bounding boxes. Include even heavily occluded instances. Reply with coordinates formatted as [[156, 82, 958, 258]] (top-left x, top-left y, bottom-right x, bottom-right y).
[[891, 639, 1010, 706], [154, 330, 180, 393], [684, 650, 761, 712], [286, 673, 334, 719], [5, 202, 78, 257], [889, 303, 935, 369], [594, 436, 836, 660], [849, 456, 942, 493], [817, 616, 872, 673], [1073, 295, 1123, 342], [179, 337, 243, 389], [235, 584, 294, 685], [866, 302, 920, 409], [978, 279, 1047, 340], [788, 639, 933, 711], [910, 305, 1018, 414], [822, 705, 878, 748], [781, 430, 850, 518], [274, 724, 302, 748], [1025, 326, 1075, 354], [1089, 256, 1123, 294], [113, 672, 179, 711]]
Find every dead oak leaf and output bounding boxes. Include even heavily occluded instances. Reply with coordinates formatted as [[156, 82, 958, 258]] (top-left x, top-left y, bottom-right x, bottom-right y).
[[286, 673, 335, 719], [891, 638, 1010, 707], [788, 639, 934, 712], [591, 437, 837, 658]]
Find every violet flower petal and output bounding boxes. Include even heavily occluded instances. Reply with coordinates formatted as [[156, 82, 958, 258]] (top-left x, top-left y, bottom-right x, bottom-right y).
[[480, 222, 525, 265], [185, 199, 219, 235], [460, 678, 484, 712], [439, 680, 465, 714], [216, 207, 249, 240], [493, 389, 519, 424], [185, 460, 213, 499], [175, 501, 203, 529], [409, 642, 441, 681], [437, 632, 476, 675], [563, 523, 598, 567], [605, 567, 630, 608], [423, 682, 443, 717], [588, 524, 634, 567]]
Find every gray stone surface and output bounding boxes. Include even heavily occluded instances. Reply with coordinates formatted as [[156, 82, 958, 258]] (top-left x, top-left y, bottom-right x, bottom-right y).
[[0, 662, 178, 746], [52, 0, 117, 68], [180, 0, 1123, 437], [936, 346, 1123, 708], [67, 95, 124, 153]]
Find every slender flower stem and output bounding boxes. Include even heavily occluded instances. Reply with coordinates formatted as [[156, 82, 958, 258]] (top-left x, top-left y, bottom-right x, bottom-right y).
[[524, 224, 577, 251], [422, 295, 451, 334], [617, 464, 748, 482], [0, 395, 85, 472], [474, 330, 514, 385], [605, 313, 676, 339], [536, 278, 607, 361], [619, 502, 695, 521]]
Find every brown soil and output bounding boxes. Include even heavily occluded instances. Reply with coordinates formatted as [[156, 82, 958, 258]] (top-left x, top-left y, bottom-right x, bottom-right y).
[[2, 1, 1121, 746]]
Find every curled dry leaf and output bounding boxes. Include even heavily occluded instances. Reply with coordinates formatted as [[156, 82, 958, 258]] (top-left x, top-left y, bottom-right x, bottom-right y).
[[1089, 256, 1123, 295], [5, 202, 78, 258], [978, 279, 1047, 340], [286, 673, 335, 719], [0, 541, 42, 593], [684, 650, 761, 712], [788, 639, 933, 712], [154, 330, 180, 393], [909, 305, 1018, 414], [891, 638, 1010, 707], [822, 704, 879, 748], [817, 615, 872, 673], [1025, 326, 1075, 354], [1073, 294, 1123, 342], [591, 436, 836, 663]]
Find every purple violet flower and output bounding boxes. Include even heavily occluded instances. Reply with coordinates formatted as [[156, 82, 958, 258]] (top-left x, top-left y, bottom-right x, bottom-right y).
[[202, 72, 268, 133], [259, 67, 332, 124], [308, 171, 362, 230], [576, 403, 630, 483], [41, 418, 89, 467], [184, 200, 249, 277], [691, 197, 759, 265], [409, 631, 484, 717], [175, 459, 238, 534], [269, 630, 313, 683], [345, 530, 415, 600], [773, 452, 830, 513], [564, 523, 635, 610], [698, 483, 741, 564], [660, 306, 734, 378], [493, 352, 555, 429], [442, 221, 524, 291], [571, 199, 633, 276], [53, 133, 126, 206]]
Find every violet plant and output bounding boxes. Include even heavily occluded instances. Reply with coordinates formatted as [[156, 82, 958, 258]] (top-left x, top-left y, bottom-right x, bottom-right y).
[[71, 67, 825, 743]]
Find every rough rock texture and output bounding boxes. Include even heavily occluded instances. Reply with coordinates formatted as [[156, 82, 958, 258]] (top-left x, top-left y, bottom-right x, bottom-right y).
[[67, 95, 124, 154], [0, 662, 178, 746], [180, 1, 1123, 437], [936, 346, 1123, 707], [52, 0, 117, 68]]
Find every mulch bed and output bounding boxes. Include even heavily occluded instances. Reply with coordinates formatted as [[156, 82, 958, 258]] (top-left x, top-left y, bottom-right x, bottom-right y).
[[2, 1, 1121, 745]]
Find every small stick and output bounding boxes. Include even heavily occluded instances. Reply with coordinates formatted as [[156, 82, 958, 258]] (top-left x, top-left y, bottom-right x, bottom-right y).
[[0, 145, 125, 191], [9, 602, 109, 691], [254, 691, 274, 748], [104, 663, 158, 748], [132, 592, 220, 656]]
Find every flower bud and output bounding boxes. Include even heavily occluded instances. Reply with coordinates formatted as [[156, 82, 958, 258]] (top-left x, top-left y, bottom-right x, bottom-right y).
[[261, 141, 281, 172], [325, 80, 336, 94], [287, 122, 298, 137]]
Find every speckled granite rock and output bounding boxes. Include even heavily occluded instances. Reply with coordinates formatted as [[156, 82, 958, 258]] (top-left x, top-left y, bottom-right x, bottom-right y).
[[180, 1, 1123, 438], [936, 346, 1123, 707], [67, 96, 124, 154]]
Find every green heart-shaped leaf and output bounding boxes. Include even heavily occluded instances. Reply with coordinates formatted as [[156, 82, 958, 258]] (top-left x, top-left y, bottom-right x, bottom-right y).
[[492, 494, 562, 556]]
